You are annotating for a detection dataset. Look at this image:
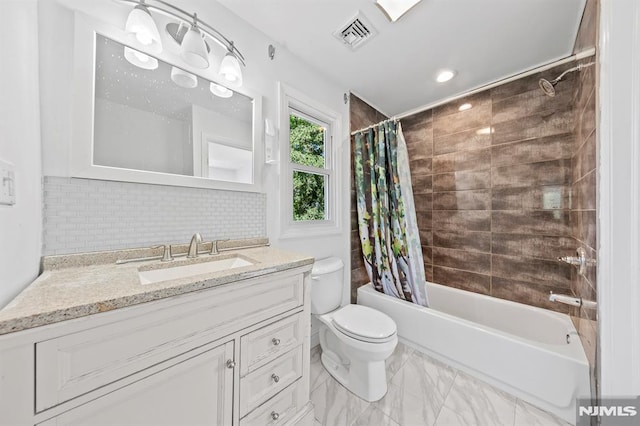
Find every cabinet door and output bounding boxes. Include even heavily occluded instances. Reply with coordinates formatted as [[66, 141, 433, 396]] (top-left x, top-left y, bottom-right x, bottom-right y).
[[38, 341, 234, 426]]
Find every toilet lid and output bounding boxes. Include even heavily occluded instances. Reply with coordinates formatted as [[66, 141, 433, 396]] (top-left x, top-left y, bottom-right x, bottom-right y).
[[332, 305, 397, 342]]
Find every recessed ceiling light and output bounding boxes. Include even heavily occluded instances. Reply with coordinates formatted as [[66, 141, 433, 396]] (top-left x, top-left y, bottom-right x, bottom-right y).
[[436, 70, 456, 83], [458, 103, 472, 111]]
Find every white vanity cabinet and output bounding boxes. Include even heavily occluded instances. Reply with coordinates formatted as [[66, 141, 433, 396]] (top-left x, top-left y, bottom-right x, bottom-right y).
[[38, 341, 235, 426], [0, 265, 314, 426]]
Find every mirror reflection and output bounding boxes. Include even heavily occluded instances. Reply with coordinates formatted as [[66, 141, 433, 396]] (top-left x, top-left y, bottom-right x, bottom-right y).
[[93, 35, 254, 184]]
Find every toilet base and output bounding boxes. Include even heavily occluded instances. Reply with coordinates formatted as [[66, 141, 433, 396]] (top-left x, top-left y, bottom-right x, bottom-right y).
[[317, 316, 397, 402], [320, 349, 389, 402]]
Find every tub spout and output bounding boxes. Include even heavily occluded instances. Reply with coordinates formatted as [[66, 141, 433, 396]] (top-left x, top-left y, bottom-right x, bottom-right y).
[[548, 292, 581, 307], [549, 292, 597, 309]]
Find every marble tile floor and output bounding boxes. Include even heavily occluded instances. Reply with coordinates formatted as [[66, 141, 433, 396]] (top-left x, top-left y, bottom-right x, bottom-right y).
[[310, 343, 572, 426]]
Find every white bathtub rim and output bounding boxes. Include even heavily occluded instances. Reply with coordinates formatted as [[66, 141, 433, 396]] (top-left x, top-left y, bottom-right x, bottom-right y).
[[360, 284, 588, 365], [425, 281, 583, 346]]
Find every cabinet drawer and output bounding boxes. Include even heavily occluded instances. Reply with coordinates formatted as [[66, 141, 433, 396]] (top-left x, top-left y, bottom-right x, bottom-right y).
[[240, 346, 303, 417], [240, 313, 304, 376], [240, 380, 305, 426], [36, 274, 303, 412]]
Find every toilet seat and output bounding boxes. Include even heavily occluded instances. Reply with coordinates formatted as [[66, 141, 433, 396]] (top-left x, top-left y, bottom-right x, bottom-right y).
[[332, 305, 397, 343]]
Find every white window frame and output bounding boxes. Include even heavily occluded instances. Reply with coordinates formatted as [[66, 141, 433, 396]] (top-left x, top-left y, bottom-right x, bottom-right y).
[[278, 83, 342, 239]]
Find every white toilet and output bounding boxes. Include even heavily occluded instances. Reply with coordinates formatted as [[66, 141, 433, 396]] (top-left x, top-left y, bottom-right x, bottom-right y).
[[311, 257, 398, 402]]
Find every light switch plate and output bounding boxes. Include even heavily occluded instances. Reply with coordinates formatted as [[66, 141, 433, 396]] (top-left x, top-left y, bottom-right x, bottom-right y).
[[0, 159, 16, 206]]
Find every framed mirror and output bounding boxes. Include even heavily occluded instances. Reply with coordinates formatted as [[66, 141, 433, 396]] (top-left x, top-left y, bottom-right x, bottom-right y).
[[71, 14, 263, 192]]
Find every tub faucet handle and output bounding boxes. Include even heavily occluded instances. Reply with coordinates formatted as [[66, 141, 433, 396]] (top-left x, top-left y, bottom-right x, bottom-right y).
[[557, 247, 592, 276], [557, 255, 582, 266]]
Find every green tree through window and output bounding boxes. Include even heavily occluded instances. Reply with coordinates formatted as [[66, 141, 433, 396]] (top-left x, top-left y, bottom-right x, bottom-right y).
[[290, 114, 327, 221]]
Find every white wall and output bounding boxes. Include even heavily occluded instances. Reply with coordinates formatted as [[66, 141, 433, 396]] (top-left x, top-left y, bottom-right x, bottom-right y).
[[598, 0, 640, 398], [38, 0, 351, 305], [0, 1, 43, 307]]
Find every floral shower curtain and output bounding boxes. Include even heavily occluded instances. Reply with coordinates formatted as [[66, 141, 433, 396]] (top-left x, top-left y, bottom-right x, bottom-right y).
[[354, 120, 429, 307]]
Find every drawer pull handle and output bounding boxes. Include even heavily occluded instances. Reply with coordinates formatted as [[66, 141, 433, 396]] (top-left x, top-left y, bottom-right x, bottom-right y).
[[271, 373, 280, 383], [272, 338, 281, 346], [226, 360, 236, 369], [271, 411, 280, 420]]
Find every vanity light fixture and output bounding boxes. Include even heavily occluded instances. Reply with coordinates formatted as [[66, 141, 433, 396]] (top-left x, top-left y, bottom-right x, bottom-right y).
[[210, 82, 233, 98], [219, 42, 243, 87], [170, 66, 198, 88], [125, 1, 163, 53], [375, 0, 423, 22], [436, 70, 456, 83], [124, 46, 159, 70], [120, 0, 245, 86], [180, 14, 209, 69]]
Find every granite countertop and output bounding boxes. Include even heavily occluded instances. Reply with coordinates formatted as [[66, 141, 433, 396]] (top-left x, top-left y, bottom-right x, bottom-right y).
[[0, 238, 314, 335]]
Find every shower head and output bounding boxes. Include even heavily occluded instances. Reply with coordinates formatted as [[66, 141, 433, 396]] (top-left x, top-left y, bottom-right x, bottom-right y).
[[538, 61, 595, 97], [539, 78, 557, 97]]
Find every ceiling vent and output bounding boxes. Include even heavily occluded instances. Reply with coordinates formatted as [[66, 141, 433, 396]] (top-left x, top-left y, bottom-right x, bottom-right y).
[[334, 12, 377, 50]]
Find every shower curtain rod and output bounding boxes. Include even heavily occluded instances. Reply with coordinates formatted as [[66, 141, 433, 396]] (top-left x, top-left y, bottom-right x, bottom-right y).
[[350, 117, 399, 136], [349, 47, 596, 136]]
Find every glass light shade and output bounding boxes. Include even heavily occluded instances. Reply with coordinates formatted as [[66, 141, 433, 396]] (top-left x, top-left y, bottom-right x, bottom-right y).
[[125, 4, 163, 54], [375, 0, 422, 22], [123, 46, 158, 70], [219, 52, 243, 88], [210, 82, 233, 98], [181, 26, 209, 69], [170, 66, 198, 88]]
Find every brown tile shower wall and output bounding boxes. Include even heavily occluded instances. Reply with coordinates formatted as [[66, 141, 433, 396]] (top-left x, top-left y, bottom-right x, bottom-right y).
[[349, 95, 388, 302], [348, 0, 599, 401], [572, 0, 599, 402], [400, 63, 583, 315]]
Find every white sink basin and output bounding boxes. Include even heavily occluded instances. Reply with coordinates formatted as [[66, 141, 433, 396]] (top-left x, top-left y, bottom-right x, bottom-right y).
[[139, 256, 254, 285]]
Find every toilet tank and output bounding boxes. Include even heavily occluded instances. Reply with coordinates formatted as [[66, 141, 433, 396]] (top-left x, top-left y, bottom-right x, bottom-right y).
[[310, 257, 345, 314]]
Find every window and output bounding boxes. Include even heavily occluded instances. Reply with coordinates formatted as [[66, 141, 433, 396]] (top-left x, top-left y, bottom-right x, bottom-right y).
[[289, 110, 329, 221], [279, 83, 342, 238]]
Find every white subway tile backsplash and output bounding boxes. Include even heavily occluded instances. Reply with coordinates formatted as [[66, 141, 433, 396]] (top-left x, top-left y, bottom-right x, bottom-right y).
[[42, 177, 267, 255]]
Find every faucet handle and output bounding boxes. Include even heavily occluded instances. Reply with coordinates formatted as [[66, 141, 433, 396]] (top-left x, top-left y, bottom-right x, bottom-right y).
[[210, 238, 230, 255], [152, 244, 174, 262]]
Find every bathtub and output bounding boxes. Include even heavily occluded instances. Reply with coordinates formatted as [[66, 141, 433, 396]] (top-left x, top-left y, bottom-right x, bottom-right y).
[[357, 282, 590, 424]]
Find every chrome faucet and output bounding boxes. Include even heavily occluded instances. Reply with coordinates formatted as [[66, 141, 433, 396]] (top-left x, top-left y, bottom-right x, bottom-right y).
[[187, 233, 202, 258]]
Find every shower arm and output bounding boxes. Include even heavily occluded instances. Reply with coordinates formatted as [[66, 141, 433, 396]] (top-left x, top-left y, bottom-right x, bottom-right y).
[[552, 61, 595, 83]]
